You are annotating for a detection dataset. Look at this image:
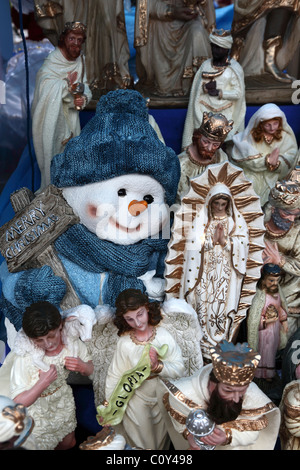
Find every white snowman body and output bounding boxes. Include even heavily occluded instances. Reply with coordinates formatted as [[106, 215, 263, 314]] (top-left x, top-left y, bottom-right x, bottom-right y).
[[62, 173, 170, 302]]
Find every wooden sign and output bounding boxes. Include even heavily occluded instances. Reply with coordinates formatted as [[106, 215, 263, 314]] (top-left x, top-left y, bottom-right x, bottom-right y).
[[0, 185, 81, 310], [0, 185, 78, 272]]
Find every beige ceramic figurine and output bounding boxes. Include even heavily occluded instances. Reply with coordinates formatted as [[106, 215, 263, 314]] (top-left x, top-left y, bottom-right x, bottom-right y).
[[134, 0, 215, 101], [176, 111, 233, 202], [231, 1, 299, 84], [31, 21, 92, 190], [263, 180, 300, 338], [231, 103, 298, 206]]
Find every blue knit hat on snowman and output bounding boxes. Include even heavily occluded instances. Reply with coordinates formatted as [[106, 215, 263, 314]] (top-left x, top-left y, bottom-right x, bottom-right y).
[[51, 89, 180, 206]]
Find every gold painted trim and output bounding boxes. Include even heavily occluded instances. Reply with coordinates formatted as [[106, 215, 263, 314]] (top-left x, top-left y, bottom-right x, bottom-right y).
[[161, 379, 201, 409], [231, 153, 263, 162], [129, 326, 157, 345], [198, 100, 233, 114], [134, 0, 148, 48], [232, 0, 299, 34], [224, 415, 268, 432]]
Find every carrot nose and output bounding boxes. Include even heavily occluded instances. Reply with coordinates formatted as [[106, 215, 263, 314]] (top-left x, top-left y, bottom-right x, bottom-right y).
[[128, 200, 148, 216]]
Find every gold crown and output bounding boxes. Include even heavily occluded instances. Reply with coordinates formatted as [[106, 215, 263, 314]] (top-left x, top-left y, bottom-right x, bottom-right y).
[[197, 112, 234, 143], [210, 341, 261, 386], [269, 179, 300, 210], [62, 21, 87, 35]]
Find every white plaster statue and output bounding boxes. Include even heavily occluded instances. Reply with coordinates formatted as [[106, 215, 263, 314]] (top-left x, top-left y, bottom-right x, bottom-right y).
[[158, 341, 281, 450], [0, 302, 95, 450], [34, 0, 132, 91], [231, 103, 298, 207], [31, 21, 92, 190], [91, 289, 204, 450], [182, 29, 245, 149], [165, 162, 265, 361]]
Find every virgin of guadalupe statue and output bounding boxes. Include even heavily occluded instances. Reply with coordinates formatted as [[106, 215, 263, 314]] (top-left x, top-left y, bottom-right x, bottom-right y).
[[164, 162, 265, 361]]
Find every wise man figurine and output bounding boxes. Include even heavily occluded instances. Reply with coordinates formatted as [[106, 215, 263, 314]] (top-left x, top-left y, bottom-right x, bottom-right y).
[[263, 180, 300, 338], [176, 112, 233, 202], [158, 340, 281, 450], [182, 29, 245, 150]]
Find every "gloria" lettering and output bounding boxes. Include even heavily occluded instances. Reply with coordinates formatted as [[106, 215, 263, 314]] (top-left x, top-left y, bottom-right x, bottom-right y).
[[114, 368, 147, 409]]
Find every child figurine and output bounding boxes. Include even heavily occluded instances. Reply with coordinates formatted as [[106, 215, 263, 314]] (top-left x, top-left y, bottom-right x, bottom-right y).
[[4, 301, 94, 450], [97, 289, 185, 450]]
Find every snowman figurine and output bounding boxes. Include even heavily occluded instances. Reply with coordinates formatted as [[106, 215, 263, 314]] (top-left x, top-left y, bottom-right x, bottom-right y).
[[0, 90, 180, 331]]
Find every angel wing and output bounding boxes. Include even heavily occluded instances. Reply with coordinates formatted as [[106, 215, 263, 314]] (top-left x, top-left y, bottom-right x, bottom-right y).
[[160, 298, 203, 376], [87, 305, 119, 408]]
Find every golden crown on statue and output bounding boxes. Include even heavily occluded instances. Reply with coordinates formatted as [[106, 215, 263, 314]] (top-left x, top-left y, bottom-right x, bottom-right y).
[[210, 340, 261, 386], [197, 112, 234, 143]]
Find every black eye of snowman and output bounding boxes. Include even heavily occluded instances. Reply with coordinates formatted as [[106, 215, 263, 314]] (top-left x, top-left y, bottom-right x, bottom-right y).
[[118, 188, 127, 197], [143, 194, 154, 204]]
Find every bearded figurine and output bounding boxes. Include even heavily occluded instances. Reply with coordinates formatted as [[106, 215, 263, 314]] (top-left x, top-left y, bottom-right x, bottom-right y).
[[247, 264, 288, 390], [157, 340, 281, 450], [176, 112, 233, 202], [263, 180, 300, 339]]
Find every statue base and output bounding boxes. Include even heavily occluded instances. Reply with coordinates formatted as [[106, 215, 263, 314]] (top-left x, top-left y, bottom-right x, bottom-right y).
[[244, 73, 295, 105], [86, 72, 296, 110]]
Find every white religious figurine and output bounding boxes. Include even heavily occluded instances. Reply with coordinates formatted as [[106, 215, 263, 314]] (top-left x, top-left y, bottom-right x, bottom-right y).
[[31, 21, 92, 190], [247, 263, 288, 385], [231, 103, 298, 207], [176, 112, 233, 202], [231, 1, 300, 84], [280, 380, 300, 450], [0, 301, 95, 450], [165, 161, 265, 362], [263, 180, 300, 338], [34, 0, 132, 94], [182, 29, 245, 150], [79, 426, 132, 450], [134, 0, 215, 99], [0, 395, 36, 450], [157, 340, 281, 450], [94, 288, 203, 450]]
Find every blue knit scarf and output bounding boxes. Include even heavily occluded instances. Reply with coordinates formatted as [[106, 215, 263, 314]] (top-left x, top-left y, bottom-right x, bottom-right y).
[[54, 224, 169, 305]]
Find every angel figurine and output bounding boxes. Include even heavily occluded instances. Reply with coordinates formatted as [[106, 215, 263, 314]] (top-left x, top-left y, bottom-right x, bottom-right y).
[[91, 288, 203, 450], [164, 161, 265, 362], [0, 301, 95, 450]]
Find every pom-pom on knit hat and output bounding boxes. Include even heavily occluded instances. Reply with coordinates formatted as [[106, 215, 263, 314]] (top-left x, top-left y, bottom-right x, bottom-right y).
[[51, 89, 180, 206]]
